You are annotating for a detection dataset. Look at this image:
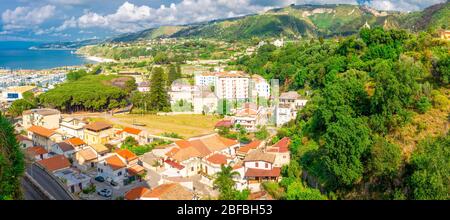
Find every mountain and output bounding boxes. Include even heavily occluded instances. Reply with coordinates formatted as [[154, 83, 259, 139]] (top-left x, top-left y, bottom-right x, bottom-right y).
[[38, 2, 450, 46], [33, 38, 104, 50]]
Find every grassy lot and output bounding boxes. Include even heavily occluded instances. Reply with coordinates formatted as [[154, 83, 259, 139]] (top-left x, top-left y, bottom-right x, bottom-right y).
[[114, 114, 221, 138]]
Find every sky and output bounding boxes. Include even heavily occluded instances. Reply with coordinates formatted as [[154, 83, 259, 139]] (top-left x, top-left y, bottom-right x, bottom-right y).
[[0, 0, 446, 41]]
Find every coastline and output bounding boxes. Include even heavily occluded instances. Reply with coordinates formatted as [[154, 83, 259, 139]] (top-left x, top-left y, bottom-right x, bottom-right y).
[[84, 55, 117, 63]]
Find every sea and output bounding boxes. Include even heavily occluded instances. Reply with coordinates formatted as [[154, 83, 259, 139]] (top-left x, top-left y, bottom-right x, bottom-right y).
[[0, 41, 94, 70]]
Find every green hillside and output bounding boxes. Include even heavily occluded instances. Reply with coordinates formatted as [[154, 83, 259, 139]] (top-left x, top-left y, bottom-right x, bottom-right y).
[[110, 2, 449, 42]]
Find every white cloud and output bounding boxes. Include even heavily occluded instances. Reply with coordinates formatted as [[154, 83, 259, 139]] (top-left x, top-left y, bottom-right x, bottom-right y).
[[58, 0, 265, 33], [1, 5, 56, 31]]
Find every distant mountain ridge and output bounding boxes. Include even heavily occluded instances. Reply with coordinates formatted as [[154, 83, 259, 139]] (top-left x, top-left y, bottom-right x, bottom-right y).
[[37, 2, 449, 48]]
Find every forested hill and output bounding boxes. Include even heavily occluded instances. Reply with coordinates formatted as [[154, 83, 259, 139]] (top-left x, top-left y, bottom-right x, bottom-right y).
[[235, 27, 449, 200], [111, 2, 449, 42]]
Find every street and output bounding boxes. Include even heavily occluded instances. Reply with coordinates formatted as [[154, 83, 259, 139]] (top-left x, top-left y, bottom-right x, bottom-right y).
[[25, 163, 74, 200]]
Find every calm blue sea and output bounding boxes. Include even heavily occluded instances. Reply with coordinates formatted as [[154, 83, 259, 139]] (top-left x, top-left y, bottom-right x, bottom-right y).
[[0, 41, 94, 70]]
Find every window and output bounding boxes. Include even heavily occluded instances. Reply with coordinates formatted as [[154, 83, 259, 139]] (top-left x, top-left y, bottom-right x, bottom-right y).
[[265, 163, 268, 168], [191, 167, 194, 172], [118, 171, 122, 176], [255, 162, 258, 167]]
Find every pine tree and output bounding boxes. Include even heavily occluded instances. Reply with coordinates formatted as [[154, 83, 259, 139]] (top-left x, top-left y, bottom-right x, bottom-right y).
[[167, 64, 178, 86], [149, 67, 170, 112], [0, 113, 25, 200]]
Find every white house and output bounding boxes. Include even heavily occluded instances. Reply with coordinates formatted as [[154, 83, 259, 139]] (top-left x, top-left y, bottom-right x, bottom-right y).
[[23, 108, 61, 130], [231, 103, 268, 132], [97, 154, 127, 186], [25, 146, 49, 161], [54, 169, 92, 194], [51, 142, 76, 158], [16, 135, 33, 149], [266, 137, 291, 167], [276, 91, 308, 127], [243, 150, 281, 192], [251, 75, 271, 99], [59, 117, 86, 139], [118, 127, 152, 145]]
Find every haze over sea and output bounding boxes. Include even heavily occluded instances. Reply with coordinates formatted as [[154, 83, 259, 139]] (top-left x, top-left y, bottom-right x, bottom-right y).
[[0, 41, 94, 70]]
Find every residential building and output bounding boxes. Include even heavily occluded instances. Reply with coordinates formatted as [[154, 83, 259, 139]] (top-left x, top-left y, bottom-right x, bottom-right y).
[[201, 153, 232, 176], [97, 154, 127, 186], [27, 125, 63, 150], [125, 186, 150, 200], [23, 108, 61, 129], [65, 137, 87, 150], [83, 121, 114, 145], [54, 169, 91, 194], [51, 142, 76, 158], [163, 133, 239, 177], [118, 127, 152, 145], [215, 71, 250, 100], [90, 143, 110, 157], [74, 148, 98, 171], [243, 150, 281, 192], [276, 91, 308, 127], [140, 183, 194, 200], [250, 75, 271, 99], [231, 103, 268, 132], [37, 155, 71, 173], [266, 137, 291, 167], [193, 90, 218, 114], [194, 72, 217, 87], [16, 135, 33, 149], [59, 117, 86, 139], [25, 146, 49, 161], [236, 140, 264, 159]]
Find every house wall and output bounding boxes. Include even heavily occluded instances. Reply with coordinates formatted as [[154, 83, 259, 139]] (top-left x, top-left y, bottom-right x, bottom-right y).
[[97, 162, 126, 186], [23, 113, 61, 129], [19, 139, 33, 149], [244, 161, 273, 171], [84, 128, 114, 145], [60, 124, 84, 139], [271, 152, 290, 168], [215, 77, 249, 100], [29, 133, 62, 150]]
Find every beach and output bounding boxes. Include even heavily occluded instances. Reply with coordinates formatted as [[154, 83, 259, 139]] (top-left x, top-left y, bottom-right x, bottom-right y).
[[84, 56, 117, 63]]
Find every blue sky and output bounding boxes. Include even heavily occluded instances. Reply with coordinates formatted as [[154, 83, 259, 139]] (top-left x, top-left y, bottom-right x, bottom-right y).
[[0, 0, 446, 41]]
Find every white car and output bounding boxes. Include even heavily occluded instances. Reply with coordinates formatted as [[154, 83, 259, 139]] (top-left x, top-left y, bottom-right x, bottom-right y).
[[97, 189, 112, 198]]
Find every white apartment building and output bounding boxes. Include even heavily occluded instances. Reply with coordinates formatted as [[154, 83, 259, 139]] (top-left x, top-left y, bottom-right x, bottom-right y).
[[59, 117, 86, 139], [22, 108, 61, 130], [215, 71, 250, 100], [251, 75, 271, 99], [194, 72, 217, 87]]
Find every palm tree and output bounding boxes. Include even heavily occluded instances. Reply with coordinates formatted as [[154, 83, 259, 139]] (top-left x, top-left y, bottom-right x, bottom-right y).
[[213, 165, 241, 200]]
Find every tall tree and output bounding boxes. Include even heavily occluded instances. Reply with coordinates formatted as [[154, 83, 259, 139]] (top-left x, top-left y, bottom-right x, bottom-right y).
[[149, 67, 170, 112], [167, 64, 181, 86], [0, 113, 25, 200], [213, 165, 248, 200]]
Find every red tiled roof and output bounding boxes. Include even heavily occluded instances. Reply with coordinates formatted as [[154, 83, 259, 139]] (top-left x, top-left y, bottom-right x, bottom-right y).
[[273, 137, 290, 153], [237, 140, 261, 154], [164, 159, 185, 170], [16, 135, 31, 142], [206, 154, 228, 165], [141, 183, 193, 200], [215, 120, 233, 128], [244, 167, 281, 178], [174, 140, 191, 148], [125, 186, 150, 200], [26, 146, 48, 156], [128, 164, 145, 176], [37, 155, 71, 172], [105, 155, 126, 170], [28, 125, 55, 138], [115, 149, 138, 162], [65, 137, 85, 146], [55, 142, 75, 152], [123, 127, 142, 135], [84, 121, 112, 132]]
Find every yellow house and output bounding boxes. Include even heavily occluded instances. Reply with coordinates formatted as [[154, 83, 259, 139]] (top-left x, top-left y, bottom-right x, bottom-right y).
[[83, 122, 114, 145]]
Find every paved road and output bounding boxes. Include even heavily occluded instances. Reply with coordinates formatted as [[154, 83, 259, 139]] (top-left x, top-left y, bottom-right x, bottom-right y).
[[21, 178, 49, 200], [26, 164, 74, 200]]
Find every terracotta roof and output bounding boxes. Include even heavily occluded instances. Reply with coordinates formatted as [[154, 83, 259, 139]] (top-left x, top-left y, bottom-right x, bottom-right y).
[[125, 186, 150, 200], [165, 147, 180, 157], [164, 159, 185, 170], [115, 149, 138, 162], [84, 121, 112, 132], [272, 137, 290, 153], [65, 137, 85, 146], [244, 150, 276, 164], [122, 127, 142, 135], [76, 148, 97, 161], [128, 164, 145, 176], [16, 135, 31, 142], [244, 167, 281, 178], [37, 155, 71, 172], [215, 120, 233, 128], [237, 140, 262, 154], [28, 125, 55, 138], [206, 154, 228, 165], [141, 183, 193, 200], [174, 140, 191, 148], [232, 161, 244, 170], [26, 146, 48, 157], [235, 108, 258, 117], [105, 155, 126, 171]]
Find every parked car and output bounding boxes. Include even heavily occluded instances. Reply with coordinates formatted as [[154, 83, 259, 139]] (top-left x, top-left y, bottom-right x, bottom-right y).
[[97, 189, 112, 198], [94, 176, 105, 182], [110, 180, 118, 187]]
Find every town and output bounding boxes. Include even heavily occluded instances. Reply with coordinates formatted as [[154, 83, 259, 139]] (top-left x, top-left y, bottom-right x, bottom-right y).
[[7, 65, 309, 200]]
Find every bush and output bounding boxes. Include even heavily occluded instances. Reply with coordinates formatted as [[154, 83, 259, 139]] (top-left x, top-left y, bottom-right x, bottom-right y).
[[416, 96, 432, 114]]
